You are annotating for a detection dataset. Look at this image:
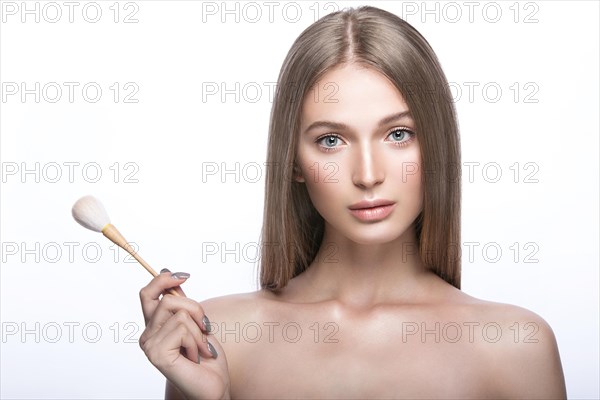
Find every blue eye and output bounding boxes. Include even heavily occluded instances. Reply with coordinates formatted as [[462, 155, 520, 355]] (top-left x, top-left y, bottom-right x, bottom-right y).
[[387, 128, 414, 142], [317, 135, 343, 150]]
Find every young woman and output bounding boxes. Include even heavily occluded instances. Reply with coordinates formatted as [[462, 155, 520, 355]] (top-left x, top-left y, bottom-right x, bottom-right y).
[[138, 6, 567, 399]]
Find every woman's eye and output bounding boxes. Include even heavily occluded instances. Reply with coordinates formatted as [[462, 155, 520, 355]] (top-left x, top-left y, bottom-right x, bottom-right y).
[[387, 128, 414, 143], [317, 135, 343, 149]]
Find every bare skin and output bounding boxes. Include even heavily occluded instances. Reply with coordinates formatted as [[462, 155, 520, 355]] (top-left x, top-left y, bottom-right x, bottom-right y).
[[139, 64, 567, 399]]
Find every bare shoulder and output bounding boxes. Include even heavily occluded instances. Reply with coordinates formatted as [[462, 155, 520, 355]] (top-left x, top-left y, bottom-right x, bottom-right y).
[[198, 290, 269, 324], [454, 292, 556, 328], [458, 295, 567, 399]]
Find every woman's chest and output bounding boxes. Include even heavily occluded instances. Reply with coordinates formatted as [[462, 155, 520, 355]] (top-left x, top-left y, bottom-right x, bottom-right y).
[[221, 316, 497, 399]]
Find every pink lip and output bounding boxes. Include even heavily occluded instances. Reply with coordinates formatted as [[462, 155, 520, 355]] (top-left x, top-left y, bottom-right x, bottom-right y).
[[348, 200, 396, 222], [349, 199, 395, 210]]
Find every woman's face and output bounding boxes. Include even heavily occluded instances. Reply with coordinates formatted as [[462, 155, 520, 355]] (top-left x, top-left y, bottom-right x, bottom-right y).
[[296, 63, 423, 245]]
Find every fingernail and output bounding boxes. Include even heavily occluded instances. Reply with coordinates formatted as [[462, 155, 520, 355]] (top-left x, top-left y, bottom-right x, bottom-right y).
[[160, 268, 171, 274], [207, 341, 218, 359], [203, 315, 212, 333], [171, 272, 190, 280]]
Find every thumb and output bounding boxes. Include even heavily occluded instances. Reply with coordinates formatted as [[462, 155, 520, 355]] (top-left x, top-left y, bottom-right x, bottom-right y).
[[159, 268, 187, 297]]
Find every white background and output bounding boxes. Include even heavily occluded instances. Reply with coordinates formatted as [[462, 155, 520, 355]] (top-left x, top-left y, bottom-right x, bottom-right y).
[[1, 1, 598, 398]]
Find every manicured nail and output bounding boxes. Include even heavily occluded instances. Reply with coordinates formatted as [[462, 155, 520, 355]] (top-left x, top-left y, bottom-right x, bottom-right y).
[[171, 272, 190, 280], [207, 341, 218, 359], [160, 268, 171, 274], [203, 315, 212, 333]]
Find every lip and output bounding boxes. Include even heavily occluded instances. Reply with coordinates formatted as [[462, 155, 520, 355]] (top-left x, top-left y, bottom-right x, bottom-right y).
[[349, 199, 396, 210], [348, 200, 396, 222]]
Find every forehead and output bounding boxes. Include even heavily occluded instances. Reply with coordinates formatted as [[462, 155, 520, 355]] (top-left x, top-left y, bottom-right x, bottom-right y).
[[300, 64, 410, 128]]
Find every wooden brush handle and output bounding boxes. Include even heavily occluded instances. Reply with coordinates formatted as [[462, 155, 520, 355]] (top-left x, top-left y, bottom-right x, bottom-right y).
[[102, 223, 181, 297]]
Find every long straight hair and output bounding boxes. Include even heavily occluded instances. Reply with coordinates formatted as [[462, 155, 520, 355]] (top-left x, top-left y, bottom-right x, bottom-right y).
[[259, 6, 461, 291]]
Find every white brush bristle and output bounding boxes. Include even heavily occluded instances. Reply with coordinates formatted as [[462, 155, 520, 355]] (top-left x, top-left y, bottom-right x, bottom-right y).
[[72, 195, 111, 232]]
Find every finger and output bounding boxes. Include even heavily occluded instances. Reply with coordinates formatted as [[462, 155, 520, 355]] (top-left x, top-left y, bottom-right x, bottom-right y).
[[181, 335, 201, 364], [142, 319, 199, 369], [162, 270, 190, 298], [151, 309, 215, 360], [203, 336, 222, 361], [162, 285, 186, 298], [145, 294, 211, 337], [139, 268, 190, 324]]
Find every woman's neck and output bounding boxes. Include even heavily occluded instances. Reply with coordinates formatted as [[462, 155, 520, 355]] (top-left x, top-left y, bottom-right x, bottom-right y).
[[281, 224, 443, 309]]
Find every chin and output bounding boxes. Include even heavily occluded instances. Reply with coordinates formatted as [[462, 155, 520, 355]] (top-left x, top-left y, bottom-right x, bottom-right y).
[[343, 225, 409, 246]]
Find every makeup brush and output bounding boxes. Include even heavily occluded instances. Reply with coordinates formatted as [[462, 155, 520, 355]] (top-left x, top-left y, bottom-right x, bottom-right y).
[[71, 195, 180, 297]]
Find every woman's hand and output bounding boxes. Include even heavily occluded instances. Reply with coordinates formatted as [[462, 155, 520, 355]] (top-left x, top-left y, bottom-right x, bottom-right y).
[[139, 269, 230, 400]]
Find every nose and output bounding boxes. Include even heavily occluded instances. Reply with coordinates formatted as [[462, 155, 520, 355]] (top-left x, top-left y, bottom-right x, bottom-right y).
[[351, 142, 384, 189]]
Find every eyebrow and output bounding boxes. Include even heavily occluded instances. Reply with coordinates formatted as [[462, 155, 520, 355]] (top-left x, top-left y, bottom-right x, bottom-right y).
[[303, 111, 413, 135]]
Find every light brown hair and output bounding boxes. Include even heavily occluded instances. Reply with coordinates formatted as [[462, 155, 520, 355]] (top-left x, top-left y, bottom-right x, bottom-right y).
[[259, 5, 461, 290]]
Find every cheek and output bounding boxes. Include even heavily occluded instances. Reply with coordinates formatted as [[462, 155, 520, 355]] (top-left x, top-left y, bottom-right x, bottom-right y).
[[300, 162, 342, 201], [296, 148, 348, 217], [387, 149, 423, 206]]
